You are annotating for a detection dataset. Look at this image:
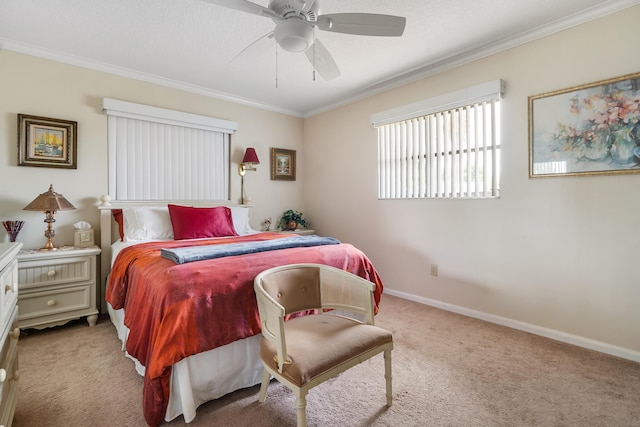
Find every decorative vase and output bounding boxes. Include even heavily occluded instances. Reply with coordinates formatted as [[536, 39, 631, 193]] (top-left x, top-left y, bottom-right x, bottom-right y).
[[610, 129, 637, 165], [582, 132, 609, 161], [2, 220, 25, 242]]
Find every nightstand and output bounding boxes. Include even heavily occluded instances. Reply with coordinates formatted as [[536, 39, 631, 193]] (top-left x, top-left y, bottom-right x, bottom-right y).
[[276, 229, 316, 236], [16, 245, 101, 329]]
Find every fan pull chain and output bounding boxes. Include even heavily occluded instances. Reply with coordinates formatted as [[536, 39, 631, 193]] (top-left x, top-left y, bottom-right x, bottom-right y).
[[275, 42, 279, 88], [312, 31, 316, 82]]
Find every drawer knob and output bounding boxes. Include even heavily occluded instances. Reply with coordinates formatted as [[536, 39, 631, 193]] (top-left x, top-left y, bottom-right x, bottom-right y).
[[10, 328, 20, 339], [47, 299, 57, 306], [47, 270, 57, 277], [0, 369, 5, 383]]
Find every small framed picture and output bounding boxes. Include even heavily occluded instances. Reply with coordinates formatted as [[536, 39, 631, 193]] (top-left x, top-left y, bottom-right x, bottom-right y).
[[18, 114, 78, 169], [270, 147, 296, 181]]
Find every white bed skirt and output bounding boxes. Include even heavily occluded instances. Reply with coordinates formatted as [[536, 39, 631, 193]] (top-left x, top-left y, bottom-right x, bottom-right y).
[[107, 302, 264, 423]]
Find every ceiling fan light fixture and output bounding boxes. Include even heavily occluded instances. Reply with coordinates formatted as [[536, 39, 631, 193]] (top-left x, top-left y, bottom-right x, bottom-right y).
[[211, 0, 406, 80], [274, 19, 314, 52]]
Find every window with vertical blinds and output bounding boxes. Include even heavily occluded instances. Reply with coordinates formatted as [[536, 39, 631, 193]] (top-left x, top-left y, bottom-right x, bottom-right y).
[[102, 98, 237, 202], [371, 80, 504, 199]]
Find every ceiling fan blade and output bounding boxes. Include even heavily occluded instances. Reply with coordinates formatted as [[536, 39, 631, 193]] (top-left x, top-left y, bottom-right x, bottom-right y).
[[304, 39, 341, 81], [300, 0, 317, 13], [200, 0, 277, 19], [296, 0, 316, 14], [316, 13, 406, 37], [230, 32, 275, 66]]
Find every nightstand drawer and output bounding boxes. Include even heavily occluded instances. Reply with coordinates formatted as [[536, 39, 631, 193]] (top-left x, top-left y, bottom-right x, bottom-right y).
[[19, 285, 93, 323], [18, 256, 93, 291]]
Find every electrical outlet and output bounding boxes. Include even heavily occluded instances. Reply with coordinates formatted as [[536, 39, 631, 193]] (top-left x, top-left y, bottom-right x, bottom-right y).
[[430, 264, 438, 277]]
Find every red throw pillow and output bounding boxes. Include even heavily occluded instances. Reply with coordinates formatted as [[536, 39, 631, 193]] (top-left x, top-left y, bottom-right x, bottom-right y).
[[168, 205, 239, 240], [112, 209, 124, 241]]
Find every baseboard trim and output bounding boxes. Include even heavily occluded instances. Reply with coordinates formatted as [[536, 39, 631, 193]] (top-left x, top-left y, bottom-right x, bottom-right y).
[[384, 288, 640, 363]]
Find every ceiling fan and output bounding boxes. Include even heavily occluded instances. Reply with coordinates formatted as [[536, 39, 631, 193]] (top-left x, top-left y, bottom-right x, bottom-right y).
[[202, 0, 406, 80]]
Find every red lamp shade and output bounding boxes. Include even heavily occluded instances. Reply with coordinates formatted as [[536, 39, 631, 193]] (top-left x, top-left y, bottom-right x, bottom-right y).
[[242, 148, 260, 164]]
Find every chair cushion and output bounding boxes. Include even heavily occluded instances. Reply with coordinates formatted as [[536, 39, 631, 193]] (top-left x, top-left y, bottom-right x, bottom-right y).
[[260, 314, 393, 387]]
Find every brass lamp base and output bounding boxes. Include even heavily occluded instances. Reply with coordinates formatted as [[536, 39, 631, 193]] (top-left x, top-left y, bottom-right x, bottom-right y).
[[41, 211, 58, 250]]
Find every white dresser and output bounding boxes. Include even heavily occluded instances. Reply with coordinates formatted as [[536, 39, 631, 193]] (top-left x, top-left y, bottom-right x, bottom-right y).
[[16, 246, 100, 330], [0, 242, 22, 427]]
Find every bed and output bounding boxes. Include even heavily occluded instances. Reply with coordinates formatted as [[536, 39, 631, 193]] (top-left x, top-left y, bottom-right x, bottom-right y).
[[99, 201, 384, 426]]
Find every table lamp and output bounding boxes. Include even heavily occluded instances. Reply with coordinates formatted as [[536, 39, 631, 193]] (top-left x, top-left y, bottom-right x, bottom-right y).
[[23, 184, 76, 250]]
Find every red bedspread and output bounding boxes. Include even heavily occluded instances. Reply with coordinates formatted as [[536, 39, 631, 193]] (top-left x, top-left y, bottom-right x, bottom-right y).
[[106, 232, 384, 426]]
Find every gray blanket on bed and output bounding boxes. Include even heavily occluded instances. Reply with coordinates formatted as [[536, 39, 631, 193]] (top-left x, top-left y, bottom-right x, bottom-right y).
[[161, 235, 341, 264]]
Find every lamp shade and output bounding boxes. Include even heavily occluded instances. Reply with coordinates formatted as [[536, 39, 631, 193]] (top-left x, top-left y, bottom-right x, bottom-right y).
[[23, 184, 76, 212], [242, 148, 260, 164]]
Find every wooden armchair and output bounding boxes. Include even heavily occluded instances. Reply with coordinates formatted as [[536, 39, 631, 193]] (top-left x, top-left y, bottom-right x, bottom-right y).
[[254, 263, 393, 427]]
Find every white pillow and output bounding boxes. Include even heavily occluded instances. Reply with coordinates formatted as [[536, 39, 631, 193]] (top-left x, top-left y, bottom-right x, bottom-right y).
[[122, 207, 174, 241], [229, 206, 258, 235]]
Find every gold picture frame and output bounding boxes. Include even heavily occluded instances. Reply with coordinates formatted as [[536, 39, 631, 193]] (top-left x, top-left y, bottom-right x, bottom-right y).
[[270, 147, 296, 181], [529, 71, 640, 178], [18, 114, 78, 169]]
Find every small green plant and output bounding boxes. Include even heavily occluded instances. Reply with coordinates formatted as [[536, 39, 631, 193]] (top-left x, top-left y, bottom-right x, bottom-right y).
[[278, 209, 309, 230]]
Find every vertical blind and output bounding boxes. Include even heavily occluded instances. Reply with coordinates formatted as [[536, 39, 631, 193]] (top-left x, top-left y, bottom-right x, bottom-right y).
[[103, 98, 237, 201], [372, 80, 503, 199]]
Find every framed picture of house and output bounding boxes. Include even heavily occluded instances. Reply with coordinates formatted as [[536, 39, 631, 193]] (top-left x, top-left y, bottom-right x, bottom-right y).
[[528, 71, 640, 178], [18, 114, 78, 169], [270, 147, 296, 181]]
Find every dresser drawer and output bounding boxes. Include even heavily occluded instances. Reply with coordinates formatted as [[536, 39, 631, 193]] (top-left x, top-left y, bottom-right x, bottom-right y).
[[19, 285, 93, 324], [0, 258, 19, 326], [0, 347, 19, 427], [18, 255, 93, 291], [0, 309, 19, 427]]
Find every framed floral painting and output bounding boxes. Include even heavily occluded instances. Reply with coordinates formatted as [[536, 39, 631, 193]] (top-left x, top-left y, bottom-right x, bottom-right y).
[[529, 72, 640, 177]]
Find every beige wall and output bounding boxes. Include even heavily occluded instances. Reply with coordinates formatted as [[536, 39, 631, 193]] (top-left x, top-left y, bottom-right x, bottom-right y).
[[0, 50, 305, 248], [304, 7, 640, 357]]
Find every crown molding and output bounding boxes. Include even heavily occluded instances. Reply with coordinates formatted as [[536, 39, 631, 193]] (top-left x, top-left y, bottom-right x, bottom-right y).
[[302, 0, 640, 117], [0, 39, 303, 118]]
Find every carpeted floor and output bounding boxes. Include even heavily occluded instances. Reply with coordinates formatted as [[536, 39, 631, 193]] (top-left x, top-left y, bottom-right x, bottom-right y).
[[13, 295, 640, 426]]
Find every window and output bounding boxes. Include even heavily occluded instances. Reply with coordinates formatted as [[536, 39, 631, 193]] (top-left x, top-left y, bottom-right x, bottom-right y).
[[372, 80, 503, 199]]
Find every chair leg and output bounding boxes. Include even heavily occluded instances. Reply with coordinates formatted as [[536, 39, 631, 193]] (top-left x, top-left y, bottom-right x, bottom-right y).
[[295, 391, 307, 427], [384, 349, 393, 406], [258, 369, 270, 403]]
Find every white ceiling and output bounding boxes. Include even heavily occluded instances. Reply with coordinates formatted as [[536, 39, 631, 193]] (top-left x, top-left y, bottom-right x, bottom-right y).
[[1, 0, 638, 117]]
